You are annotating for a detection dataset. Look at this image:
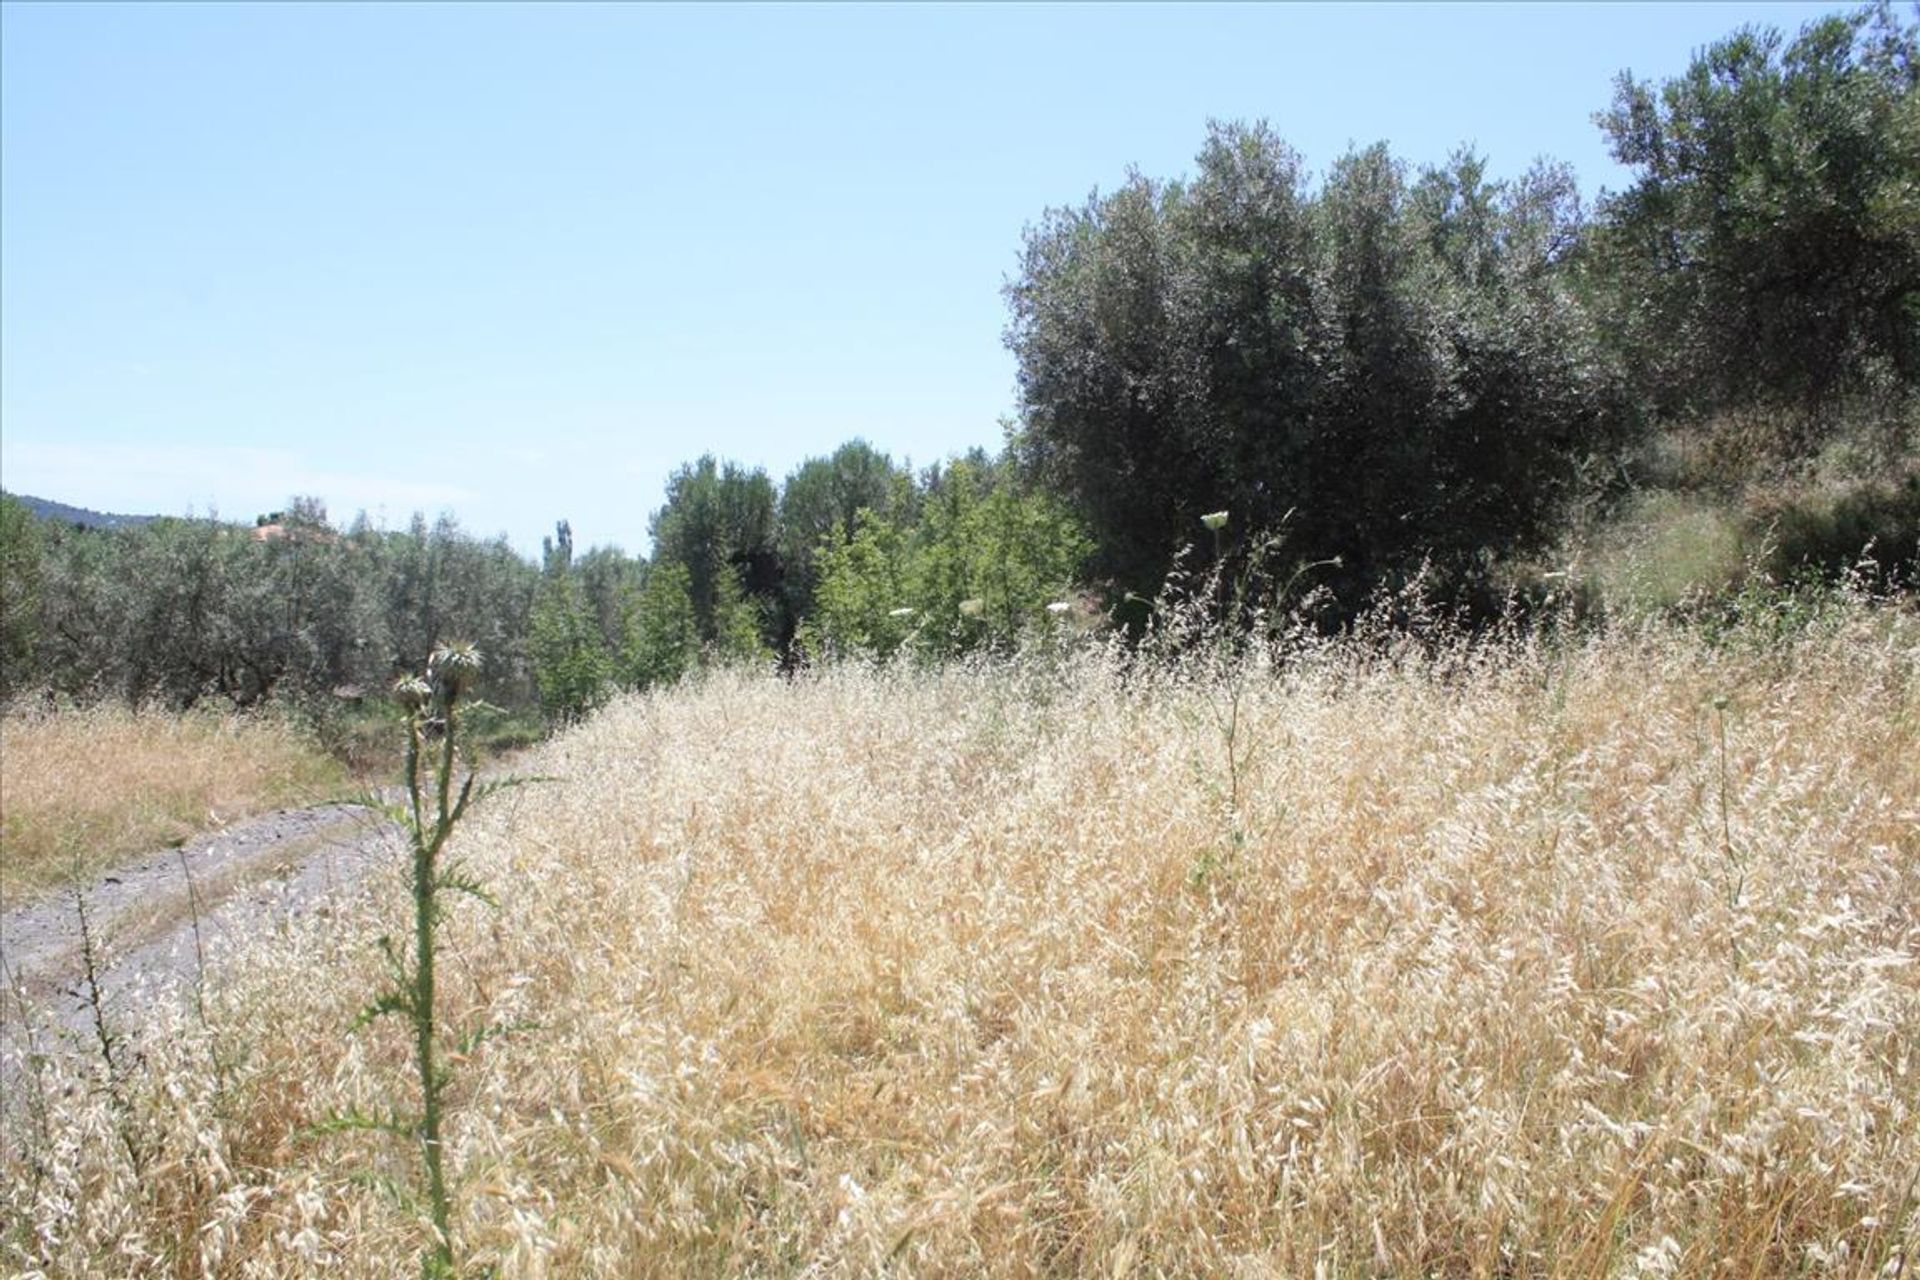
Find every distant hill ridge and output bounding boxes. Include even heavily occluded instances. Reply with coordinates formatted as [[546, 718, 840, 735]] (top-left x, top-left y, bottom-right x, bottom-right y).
[[5, 492, 161, 531]]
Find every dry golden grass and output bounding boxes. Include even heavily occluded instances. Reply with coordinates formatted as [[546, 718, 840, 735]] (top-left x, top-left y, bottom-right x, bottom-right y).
[[0, 702, 343, 902], [4, 607, 1916, 1277]]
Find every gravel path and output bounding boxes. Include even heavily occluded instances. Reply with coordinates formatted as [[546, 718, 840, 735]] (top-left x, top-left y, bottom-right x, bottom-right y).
[[1, 800, 403, 1068]]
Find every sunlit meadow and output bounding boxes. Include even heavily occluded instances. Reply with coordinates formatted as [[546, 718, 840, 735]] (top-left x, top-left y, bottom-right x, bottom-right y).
[[3, 604, 1916, 1277]]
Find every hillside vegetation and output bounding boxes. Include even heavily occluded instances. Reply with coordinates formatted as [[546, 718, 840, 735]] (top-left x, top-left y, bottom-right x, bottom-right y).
[[5, 601, 1914, 1276]]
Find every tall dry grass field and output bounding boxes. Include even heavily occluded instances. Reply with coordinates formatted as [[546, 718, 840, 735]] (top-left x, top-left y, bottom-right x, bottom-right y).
[[0, 703, 342, 902], [4, 609, 1916, 1277]]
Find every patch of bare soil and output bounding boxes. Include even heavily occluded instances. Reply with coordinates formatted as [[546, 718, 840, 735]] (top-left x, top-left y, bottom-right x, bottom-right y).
[[0, 801, 401, 1067]]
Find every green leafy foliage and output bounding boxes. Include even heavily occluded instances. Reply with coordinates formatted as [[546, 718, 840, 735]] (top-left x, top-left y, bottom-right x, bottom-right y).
[[529, 524, 614, 723], [805, 508, 918, 659], [706, 556, 770, 666], [1006, 121, 1630, 611], [649, 455, 781, 649], [1593, 3, 1919, 418], [12, 505, 542, 715], [801, 453, 1090, 660], [620, 559, 701, 690], [573, 545, 645, 655], [775, 439, 912, 624], [908, 452, 1091, 650], [0, 493, 44, 695], [380, 512, 540, 701], [529, 578, 612, 723]]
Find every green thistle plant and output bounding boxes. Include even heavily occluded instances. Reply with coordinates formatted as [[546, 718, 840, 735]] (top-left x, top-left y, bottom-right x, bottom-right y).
[[341, 643, 540, 1278]]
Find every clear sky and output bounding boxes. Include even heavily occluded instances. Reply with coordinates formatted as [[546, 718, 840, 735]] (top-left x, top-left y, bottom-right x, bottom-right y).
[[1, 1, 1850, 557]]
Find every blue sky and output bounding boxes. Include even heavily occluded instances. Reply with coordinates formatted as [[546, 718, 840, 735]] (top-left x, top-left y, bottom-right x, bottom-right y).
[[2, 1, 1849, 557]]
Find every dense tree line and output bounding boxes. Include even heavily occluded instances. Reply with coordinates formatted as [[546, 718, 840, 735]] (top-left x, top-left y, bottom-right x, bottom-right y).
[[522, 442, 1088, 720], [0, 498, 542, 710], [2, 5, 1913, 725], [0, 437, 1087, 723]]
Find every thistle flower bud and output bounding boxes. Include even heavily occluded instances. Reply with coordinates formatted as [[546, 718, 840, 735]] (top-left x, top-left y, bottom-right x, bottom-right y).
[[392, 675, 432, 713], [429, 642, 483, 699]]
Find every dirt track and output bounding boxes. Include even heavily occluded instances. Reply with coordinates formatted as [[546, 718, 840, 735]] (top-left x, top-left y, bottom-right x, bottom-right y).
[[0, 801, 402, 1066]]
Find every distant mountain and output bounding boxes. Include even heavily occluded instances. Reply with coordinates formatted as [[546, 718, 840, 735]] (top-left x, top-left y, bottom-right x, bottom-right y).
[[5, 492, 161, 531]]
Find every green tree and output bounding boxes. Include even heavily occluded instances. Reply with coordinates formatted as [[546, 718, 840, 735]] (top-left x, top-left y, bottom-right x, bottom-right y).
[[776, 440, 910, 622], [803, 508, 918, 659], [529, 576, 611, 723], [32, 520, 124, 697], [799, 451, 1090, 660], [529, 522, 612, 722], [1008, 164, 1195, 596], [1310, 146, 1618, 592], [620, 560, 701, 690], [912, 453, 1091, 651], [1007, 121, 1627, 610], [216, 501, 388, 708], [377, 512, 540, 709], [649, 456, 780, 647], [1593, 3, 1919, 417], [575, 545, 645, 656], [12, 500, 542, 716], [120, 516, 238, 705], [707, 560, 769, 666], [0, 494, 44, 694]]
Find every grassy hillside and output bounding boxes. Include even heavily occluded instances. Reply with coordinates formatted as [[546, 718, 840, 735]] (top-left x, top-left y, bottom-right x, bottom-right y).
[[4, 603, 1916, 1276]]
